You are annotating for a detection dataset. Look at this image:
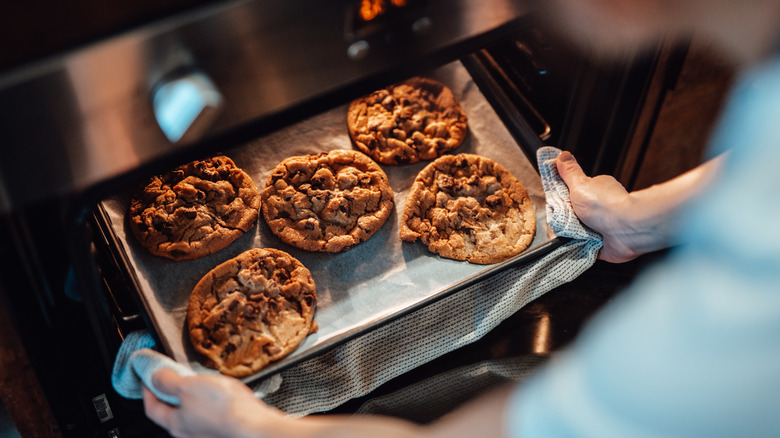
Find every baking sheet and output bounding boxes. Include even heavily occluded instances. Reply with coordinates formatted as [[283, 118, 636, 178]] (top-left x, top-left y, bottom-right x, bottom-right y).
[[100, 61, 556, 382]]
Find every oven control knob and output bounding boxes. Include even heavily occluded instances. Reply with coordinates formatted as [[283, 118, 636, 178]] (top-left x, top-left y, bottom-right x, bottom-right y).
[[347, 40, 371, 60], [151, 69, 224, 144]]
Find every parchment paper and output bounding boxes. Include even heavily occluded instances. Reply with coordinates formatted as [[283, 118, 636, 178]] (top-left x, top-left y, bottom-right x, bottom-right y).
[[100, 61, 554, 382]]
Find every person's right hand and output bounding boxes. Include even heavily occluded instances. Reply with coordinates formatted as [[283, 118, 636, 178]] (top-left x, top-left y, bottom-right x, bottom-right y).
[[555, 150, 725, 263], [555, 150, 641, 263]]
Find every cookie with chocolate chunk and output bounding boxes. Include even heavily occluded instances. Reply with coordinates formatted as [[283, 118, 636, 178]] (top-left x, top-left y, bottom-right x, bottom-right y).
[[347, 77, 468, 165], [128, 155, 260, 261], [400, 153, 535, 264], [188, 248, 317, 377], [261, 150, 394, 252]]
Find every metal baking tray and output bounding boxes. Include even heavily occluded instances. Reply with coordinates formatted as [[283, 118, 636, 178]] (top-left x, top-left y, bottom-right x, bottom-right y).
[[97, 61, 560, 385]]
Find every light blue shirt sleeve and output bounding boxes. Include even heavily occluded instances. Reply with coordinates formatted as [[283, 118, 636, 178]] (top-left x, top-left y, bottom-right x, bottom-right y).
[[506, 58, 780, 437]]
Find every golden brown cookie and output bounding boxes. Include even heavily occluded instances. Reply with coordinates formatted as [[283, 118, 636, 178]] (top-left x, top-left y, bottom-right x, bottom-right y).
[[129, 155, 260, 261], [188, 248, 317, 377], [347, 77, 468, 165], [261, 150, 394, 252], [400, 153, 536, 264]]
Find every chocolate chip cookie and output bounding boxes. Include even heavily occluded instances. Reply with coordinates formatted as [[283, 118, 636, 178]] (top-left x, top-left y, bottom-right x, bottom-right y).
[[188, 248, 317, 377], [347, 77, 468, 165], [400, 153, 536, 264], [261, 150, 394, 252], [128, 155, 260, 261]]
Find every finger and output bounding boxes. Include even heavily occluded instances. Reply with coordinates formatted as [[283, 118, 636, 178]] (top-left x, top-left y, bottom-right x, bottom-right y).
[[555, 151, 590, 188], [152, 368, 187, 397], [143, 386, 179, 429]]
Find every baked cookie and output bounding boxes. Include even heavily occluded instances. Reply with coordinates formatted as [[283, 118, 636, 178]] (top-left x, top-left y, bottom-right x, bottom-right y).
[[261, 150, 394, 252], [129, 155, 260, 261], [188, 248, 317, 377], [347, 77, 468, 165], [400, 153, 536, 264]]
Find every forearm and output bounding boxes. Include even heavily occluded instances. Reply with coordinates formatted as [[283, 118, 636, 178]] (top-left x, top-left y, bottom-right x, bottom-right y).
[[428, 385, 514, 438], [249, 412, 424, 438], [558, 150, 727, 262], [147, 368, 515, 438], [243, 385, 514, 438], [617, 154, 726, 254]]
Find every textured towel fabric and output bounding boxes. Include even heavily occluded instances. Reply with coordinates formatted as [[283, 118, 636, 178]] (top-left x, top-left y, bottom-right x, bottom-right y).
[[111, 331, 196, 406], [536, 146, 604, 247], [355, 355, 552, 423], [264, 238, 599, 417], [112, 146, 603, 417]]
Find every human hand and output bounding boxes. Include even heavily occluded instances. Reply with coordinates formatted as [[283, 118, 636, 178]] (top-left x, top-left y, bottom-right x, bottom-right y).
[[556, 150, 725, 262], [143, 368, 282, 438], [555, 151, 643, 263]]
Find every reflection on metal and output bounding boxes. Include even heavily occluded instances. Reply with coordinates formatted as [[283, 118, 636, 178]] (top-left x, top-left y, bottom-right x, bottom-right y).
[[475, 49, 551, 141], [358, 0, 411, 22], [412, 16, 433, 34], [347, 40, 372, 60], [532, 312, 550, 354], [152, 70, 223, 143], [359, 0, 386, 21]]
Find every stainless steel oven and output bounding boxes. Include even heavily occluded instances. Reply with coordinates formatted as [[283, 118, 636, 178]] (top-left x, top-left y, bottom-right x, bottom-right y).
[[0, 0, 701, 436]]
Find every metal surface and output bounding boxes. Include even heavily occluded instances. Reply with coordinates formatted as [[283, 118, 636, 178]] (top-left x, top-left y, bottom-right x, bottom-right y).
[[0, 0, 530, 213], [94, 60, 557, 385]]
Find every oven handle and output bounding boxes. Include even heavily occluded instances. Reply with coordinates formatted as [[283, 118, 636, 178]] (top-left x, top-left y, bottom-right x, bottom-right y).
[[473, 49, 551, 141], [65, 199, 159, 374]]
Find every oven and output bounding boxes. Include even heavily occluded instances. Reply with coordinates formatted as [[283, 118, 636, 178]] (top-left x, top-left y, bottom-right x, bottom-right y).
[[0, 0, 719, 436]]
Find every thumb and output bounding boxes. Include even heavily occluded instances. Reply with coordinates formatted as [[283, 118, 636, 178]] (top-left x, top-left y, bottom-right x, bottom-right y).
[[555, 151, 589, 188], [151, 368, 186, 397]]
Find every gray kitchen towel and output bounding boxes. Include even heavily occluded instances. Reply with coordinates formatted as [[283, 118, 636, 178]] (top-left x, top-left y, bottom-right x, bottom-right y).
[[536, 146, 604, 246], [111, 330, 196, 406]]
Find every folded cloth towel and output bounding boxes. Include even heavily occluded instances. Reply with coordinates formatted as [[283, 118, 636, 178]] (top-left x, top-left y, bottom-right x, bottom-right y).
[[111, 331, 196, 406], [536, 146, 604, 249], [112, 330, 284, 406]]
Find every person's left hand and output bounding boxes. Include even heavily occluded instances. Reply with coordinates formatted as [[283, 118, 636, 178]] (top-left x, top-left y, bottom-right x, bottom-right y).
[[143, 368, 280, 438]]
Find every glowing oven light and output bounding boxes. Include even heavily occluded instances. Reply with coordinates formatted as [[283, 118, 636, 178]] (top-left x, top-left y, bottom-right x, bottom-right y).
[[359, 0, 408, 21], [359, 0, 385, 21]]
